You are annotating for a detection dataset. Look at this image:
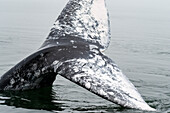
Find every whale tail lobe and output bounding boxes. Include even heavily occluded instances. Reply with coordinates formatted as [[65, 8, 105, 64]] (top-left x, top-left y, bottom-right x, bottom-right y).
[[41, 0, 111, 51], [40, 0, 155, 111], [54, 47, 155, 111]]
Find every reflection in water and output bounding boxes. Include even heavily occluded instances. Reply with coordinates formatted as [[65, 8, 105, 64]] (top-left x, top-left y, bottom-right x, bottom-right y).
[[0, 84, 123, 113], [0, 81, 137, 113], [0, 87, 64, 112]]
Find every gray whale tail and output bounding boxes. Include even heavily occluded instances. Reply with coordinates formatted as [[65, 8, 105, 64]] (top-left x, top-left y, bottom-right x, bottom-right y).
[[0, 0, 155, 111]]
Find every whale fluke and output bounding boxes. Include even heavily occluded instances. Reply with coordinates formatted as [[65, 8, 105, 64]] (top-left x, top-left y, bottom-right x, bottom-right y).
[[41, 0, 111, 51], [54, 45, 155, 111], [0, 0, 155, 111]]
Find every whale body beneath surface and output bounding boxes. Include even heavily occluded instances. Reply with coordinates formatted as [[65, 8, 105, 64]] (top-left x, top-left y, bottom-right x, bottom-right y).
[[0, 0, 156, 111]]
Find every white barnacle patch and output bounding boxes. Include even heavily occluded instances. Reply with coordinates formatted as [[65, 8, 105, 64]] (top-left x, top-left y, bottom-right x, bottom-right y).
[[70, 40, 75, 44], [114, 66, 121, 72], [64, 59, 76, 63], [34, 70, 40, 77], [89, 45, 98, 50], [82, 64, 95, 75], [42, 67, 46, 72], [98, 89, 107, 96], [53, 21, 62, 30], [85, 82, 91, 89], [113, 97, 119, 102], [73, 73, 86, 82], [17, 74, 20, 77], [108, 91, 114, 96], [91, 49, 99, 54], [24, 83, 30, 87], [56, 42, 59, 45], [72, 66, 79, 73], [53, 60, 60, 72], [77, 59, 88, 64], [88, 58, 96, 64], [97, 59, 105, 67], [89, 54, 93, 58], [53, 60, 59, 65], [80, 52, 84, 55], [32, 64, 37, 70], [73, 46, 77, 48], [40, 53, 44, 57], [58, 49, 63, 52], [76, 26, 83, 33], [87, 69, 95, 75], [21, 78, 25, 82], [10, 78, 15, 85], [91, 0, 108, 22], [27, 72, 32, 77], [106, 64, 113, 71]]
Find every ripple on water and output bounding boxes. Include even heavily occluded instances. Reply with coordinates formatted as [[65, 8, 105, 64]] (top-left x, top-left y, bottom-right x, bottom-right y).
[[157, 52, 170, 55]]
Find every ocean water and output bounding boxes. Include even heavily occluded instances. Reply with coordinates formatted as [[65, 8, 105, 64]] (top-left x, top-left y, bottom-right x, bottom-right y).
[[0, 0, 170, 113]]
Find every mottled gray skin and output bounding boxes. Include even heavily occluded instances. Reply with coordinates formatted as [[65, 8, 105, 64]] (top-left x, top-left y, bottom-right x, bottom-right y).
[[0, 0, 155, 111], [0, 38, 91, 90], [48, 0, 111, 51]]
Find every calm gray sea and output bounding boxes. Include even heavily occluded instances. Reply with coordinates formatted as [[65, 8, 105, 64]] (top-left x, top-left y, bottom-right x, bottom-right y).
[[0, 0, 170, 113]]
